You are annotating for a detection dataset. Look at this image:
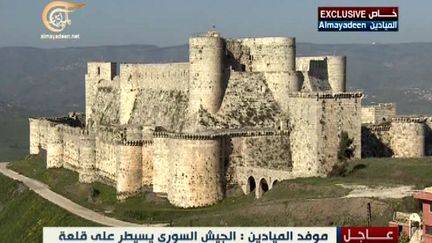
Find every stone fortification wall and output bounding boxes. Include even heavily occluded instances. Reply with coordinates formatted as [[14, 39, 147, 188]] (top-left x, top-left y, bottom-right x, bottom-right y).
[[79, 137, 96, 183], [87, 77, 120, 128], [86, 62, 117, 125], [226, 37, 300, 112], [361, 124, 393, 157], [361, 103, 396, 125], [116, 143, 143, 200], [29, 118, 42, 154], [167, 138, 224, 208], [228, 135, 292, 178], [390, 117, 426, 158], [119, 63, 189, 126], [296, 56, 346, 93], [46, 125, 64, 169], [235, 166, 296, 198], [153, 135, 224, 207], [287, 92, 363, 176], [425, 118, 432, 155], [127, 89, 188, 131], [186, 71, 286, 132], [94, 139, 117, 185], [119, 63, 189, 91]]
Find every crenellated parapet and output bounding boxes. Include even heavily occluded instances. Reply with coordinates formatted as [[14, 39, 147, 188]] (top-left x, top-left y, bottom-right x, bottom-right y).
[[153, 129, 289, 140], [391, 116, 427, 123], [287, 92, 363, 100]]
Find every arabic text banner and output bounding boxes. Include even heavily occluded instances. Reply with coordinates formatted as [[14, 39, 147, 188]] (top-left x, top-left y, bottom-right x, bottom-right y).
[[43, 227, 336, 243]]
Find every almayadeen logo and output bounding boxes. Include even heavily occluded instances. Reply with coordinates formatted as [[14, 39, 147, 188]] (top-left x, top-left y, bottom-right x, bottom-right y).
[[40, 1, 85, 40]]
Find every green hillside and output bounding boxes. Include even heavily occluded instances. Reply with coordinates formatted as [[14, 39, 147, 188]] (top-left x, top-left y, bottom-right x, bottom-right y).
[[0, 173, 98, 243]]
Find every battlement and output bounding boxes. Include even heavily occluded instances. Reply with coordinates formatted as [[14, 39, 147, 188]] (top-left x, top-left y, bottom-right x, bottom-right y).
[[392, 116, 427, 123], [288, 92, 363, 100], [153, 129, 289, 140], [366, 124, 392, 132]]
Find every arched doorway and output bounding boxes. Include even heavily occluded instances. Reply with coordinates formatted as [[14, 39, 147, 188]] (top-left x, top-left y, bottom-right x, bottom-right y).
[[247, 176, 256, 194], [260, 178, 269, 193], [272, 180, 278, 188], [256, 178, 269, 198]]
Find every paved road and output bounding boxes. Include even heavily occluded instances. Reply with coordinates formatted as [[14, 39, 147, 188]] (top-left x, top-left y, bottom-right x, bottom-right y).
[[0, 162, 166, 227]]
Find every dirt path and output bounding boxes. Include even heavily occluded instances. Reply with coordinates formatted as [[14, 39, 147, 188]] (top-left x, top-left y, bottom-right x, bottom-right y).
[[338, 184, 415, 199], [0, 162, 166, 227]]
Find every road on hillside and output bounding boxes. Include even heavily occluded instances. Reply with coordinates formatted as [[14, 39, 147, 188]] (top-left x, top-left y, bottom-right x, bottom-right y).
[[0, 162, 166, 227]]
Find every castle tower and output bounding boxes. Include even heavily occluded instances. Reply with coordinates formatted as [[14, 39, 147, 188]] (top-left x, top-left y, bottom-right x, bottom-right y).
[[167, 137, 224, 208], [188, 31, 226, 114], [390, 118, 425, 158], [46, 125, 63, 168], [116, 141, 143, 200], [78, 136, 96, 183], [326, 56, 346, 92], [29, 118, 41, 155], [241, 37, 301, 112], [85, 62, 117, 126]]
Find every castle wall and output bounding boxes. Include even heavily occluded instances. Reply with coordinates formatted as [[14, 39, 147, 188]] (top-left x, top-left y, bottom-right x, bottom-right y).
[[113, 63, 189, 127], [361, 125, 393, 157], [361, 103, 396, 124], [62, 130, 81, 171], [193, 71, 285, 131], [116, 143, 143, 200], [235, 166, 295, 198], [95, 139, 117, 185], [141, 142, 154, 186], [167, 138, 224, 208], [29, 118, 41, 154], [78, 137, 96, 183], [425, 118, 432, 155], [296, 56, 346, 93], [318, 94, 362, 171], [46, 125, 63, 168], [86, 62, 117, 125], [287, 93, 362, 176], [228, 135, 292, 172], [226, 37, 300, 112], [152, 137, 172, 194], [390, 118, 425, 158]]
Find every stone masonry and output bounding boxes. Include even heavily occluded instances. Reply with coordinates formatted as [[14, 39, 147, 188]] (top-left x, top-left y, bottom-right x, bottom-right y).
[[29, 31, 366, 208]]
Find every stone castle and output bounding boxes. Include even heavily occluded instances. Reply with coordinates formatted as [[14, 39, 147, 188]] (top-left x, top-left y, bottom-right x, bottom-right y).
[[28, 31, 430, 208]]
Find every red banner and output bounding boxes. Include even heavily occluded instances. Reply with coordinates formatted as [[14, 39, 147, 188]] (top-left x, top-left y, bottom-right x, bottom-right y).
[[340, 227, 399, 243]]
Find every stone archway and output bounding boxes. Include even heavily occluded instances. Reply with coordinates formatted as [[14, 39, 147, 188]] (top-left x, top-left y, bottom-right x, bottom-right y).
[[272, 180, 278, 188], [247, 176, 256, 194], [257, 178, 269, 198]]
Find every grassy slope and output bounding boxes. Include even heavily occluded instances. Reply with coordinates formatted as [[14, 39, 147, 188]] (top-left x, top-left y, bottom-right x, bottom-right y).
[[8, 156, 427, 226], [0, 174, 98, 243]]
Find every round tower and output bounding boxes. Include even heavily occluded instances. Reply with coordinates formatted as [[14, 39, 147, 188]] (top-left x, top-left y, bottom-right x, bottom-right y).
[[46, 126, 63, 169], [327, 56, 346, 92], [189, 31, 226, 114], [242, 37, 301, 112], [78, 136, 96, 183], [167, 137, 224, 208], [29, 118, 41, 155], [116, 142, 143, 200], [390, 119, 425, 158]]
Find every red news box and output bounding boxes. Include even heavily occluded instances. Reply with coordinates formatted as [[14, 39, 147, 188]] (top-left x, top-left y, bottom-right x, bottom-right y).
[[340, 227, 398, 243], [319, 7, 399, 20]]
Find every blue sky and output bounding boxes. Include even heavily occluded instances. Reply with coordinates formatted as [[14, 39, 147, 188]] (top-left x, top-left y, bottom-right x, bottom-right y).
[[0, 0, 431, 48]]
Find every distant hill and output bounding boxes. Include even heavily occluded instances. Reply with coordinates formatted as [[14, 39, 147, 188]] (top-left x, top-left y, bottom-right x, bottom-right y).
[[0, 43, 431, 115]]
